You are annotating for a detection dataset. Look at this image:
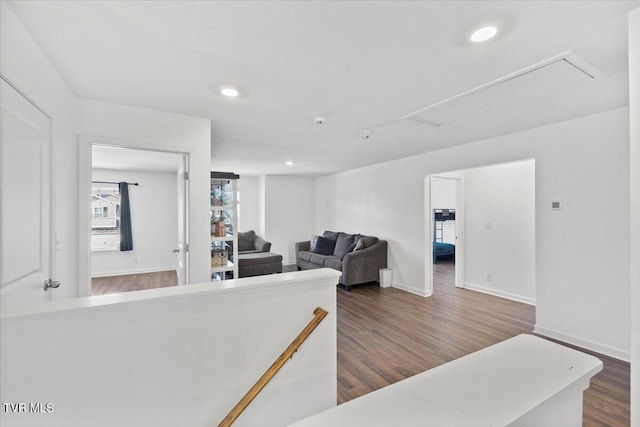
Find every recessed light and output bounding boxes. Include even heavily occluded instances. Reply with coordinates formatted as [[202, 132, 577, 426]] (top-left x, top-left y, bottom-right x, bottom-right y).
[[220, 87, 239, 97], [285, 161, 295, 166], [470, 26, 498, 43]]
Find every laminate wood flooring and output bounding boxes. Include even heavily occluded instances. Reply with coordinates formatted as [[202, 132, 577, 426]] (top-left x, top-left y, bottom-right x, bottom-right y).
[[91, 270, 178, 295], [336, 260, 630, 426]]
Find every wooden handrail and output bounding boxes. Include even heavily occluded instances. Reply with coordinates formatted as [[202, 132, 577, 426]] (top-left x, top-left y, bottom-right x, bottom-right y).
[[218, 307, 329, 427]]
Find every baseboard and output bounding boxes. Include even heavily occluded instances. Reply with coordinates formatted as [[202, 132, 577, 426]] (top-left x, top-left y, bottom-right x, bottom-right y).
[[392, 282, 431, 297], [282, 260, 296, 266], [463, 282, 536, 306], [534, 324, 630, 362], [91, 267, 176, 278]]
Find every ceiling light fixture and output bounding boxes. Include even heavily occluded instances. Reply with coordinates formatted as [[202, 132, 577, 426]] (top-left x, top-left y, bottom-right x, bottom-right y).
[[220, 87, 239, 97], [470, 26, 498, 43], [285, 161, 295, 166]]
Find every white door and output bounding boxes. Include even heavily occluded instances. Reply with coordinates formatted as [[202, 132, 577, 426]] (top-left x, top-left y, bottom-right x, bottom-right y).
[[0, 77, 55, 310], [175, 155, 189, 285]]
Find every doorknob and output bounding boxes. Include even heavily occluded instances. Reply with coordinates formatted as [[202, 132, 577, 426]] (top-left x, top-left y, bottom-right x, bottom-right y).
[[172, 248, 180, 253], [44, 278, 61, 291]]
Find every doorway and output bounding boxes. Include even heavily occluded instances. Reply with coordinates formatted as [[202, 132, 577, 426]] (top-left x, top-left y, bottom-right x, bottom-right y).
[[425, 159, 536, 304], [427, 174, 463, 295], [84, 144, 189, 296]]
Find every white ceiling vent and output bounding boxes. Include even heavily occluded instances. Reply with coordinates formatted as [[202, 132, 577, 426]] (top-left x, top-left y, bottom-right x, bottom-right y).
[[401, 51, 600, 126]]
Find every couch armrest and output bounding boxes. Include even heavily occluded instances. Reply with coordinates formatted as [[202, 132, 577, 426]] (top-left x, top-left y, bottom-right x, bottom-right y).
[[254, 236, 271, 252], [341, 240, 388, 286], [295, 240, 311, 255]]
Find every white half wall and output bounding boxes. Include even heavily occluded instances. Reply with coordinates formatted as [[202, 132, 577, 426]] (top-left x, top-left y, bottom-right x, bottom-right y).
[[462, 160, 536, 305], [91, 169, 178, 278], [264, 175, 316, 264], [1, 269, 340, 427], [628, 6, 639, 426], [78, 99, 211, 286], [316, 108, 630, 360], [1, 1, 79, 301]]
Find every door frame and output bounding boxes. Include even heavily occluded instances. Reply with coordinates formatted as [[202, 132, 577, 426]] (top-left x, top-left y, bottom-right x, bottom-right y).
[[78, 137, 191, 297], [424, 174, 465, 296]]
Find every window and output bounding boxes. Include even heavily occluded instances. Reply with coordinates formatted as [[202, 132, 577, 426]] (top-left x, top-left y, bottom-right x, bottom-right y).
[[93, 206, 108, 218], [91, 186, 121, 251]]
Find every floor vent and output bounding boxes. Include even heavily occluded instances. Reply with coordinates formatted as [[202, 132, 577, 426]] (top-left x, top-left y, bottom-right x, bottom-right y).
[[400, 51, 601, 127]]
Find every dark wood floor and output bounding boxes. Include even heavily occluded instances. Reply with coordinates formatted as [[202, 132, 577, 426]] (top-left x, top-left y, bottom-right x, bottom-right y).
[[91, 270, 178, 295], [336, 260, 630, 426]]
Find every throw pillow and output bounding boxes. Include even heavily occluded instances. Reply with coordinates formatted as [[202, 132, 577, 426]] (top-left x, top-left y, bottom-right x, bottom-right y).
[[238, 230, 256, 251], [311, 235, 336, 255], [354, 234, 379, 249], [352, 238, 365, 252], [333, 233, 355, 258]]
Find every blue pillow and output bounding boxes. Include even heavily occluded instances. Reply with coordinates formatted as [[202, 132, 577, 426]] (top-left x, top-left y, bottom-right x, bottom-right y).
[[311, 235, 336, 255]]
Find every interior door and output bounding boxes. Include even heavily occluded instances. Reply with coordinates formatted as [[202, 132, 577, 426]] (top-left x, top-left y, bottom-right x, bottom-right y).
[[0, 76, 54, 310], [175, 155, 189, 285]]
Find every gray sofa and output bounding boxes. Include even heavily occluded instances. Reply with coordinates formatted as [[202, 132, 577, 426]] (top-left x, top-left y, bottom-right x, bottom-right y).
[[295, 231, 387, 291], [234, 230, 282, 277]]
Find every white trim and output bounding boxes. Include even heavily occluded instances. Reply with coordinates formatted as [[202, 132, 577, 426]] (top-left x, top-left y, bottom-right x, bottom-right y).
[[282, 260, 297, 266], [392, 281, 432, 297], [534, 324, 630, 363], [463, 282, 536, 306], [91, 267, 177, 279]]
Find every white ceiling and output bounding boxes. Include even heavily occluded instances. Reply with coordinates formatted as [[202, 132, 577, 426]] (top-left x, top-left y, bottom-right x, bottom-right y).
[[8, 1, 639, 177]]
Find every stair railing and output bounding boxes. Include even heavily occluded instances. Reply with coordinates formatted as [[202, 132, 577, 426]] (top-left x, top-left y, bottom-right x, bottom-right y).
[[218, 307, 329, 427]]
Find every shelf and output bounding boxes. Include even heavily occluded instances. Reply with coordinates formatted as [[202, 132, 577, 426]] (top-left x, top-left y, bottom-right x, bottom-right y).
[[211, 262, 234, 273], [211, 235, 234, 242], [210, 171, 238, 282]]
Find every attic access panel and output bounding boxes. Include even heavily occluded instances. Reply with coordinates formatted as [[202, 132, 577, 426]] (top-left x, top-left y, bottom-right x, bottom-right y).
[[402, 52, 600, 127]]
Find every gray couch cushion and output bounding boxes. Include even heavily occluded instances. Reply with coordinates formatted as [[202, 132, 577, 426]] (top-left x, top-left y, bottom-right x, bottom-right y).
[[237, 252, 282, 266], [298, 251, 313, 262], [238, 230, 256, 251], [333, 233, 355, 258], [324, 258, 343, 271], [322, 230, 340, 241], [310, 253, 339, 265]]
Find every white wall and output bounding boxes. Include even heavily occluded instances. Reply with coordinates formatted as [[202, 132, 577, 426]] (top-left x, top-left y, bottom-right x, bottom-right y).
[[462, 160, 536, 304], [264, 175, 316, 264], [316, 108, 630, 360], [91, 169, 178, 277], [78, 99, 211, 286], [1, 2, 79, 302], [237, 175, 262, 235], [628, 7, 639, 426], [1, 269, 340, 427]]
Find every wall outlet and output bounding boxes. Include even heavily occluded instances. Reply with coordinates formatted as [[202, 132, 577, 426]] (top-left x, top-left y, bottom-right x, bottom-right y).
[[486, 272, 493, 281]]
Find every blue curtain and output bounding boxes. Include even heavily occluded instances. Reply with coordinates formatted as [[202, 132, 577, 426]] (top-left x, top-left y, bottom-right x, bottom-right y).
[[119, 182, 133, 251]]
